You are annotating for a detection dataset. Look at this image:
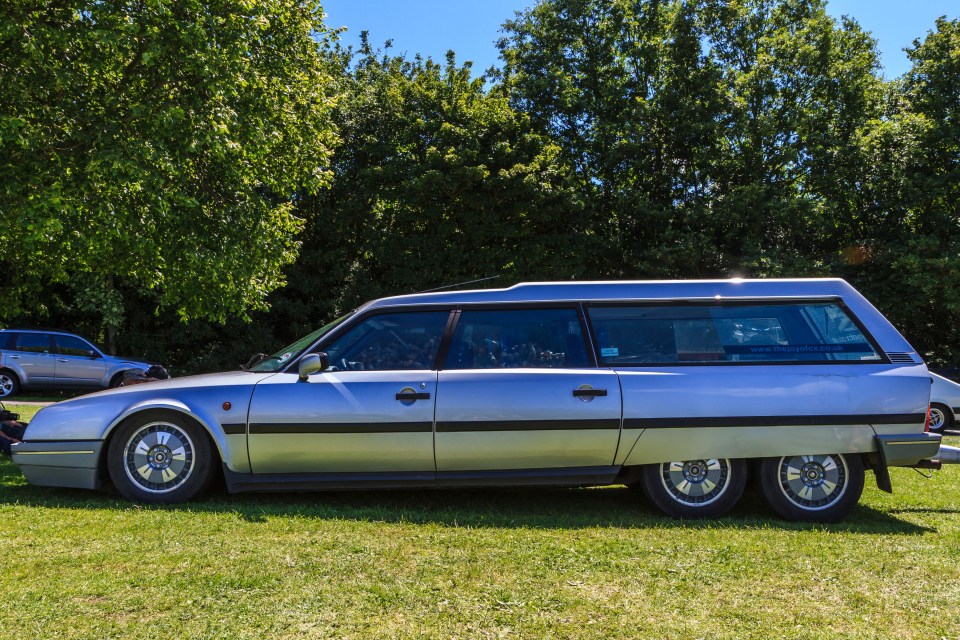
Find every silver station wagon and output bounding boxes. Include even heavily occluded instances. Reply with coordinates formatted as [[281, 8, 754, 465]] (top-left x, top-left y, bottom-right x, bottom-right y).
[[12, 279, 942, 522]]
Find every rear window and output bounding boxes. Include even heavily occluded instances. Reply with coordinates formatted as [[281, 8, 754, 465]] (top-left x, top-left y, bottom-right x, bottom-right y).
[[10, 333, 52, 354], [588, 302, 882, 365]]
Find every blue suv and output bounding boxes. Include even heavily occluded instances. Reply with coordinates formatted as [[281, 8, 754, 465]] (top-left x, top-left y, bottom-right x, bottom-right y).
[[0, 329, 151, 398]]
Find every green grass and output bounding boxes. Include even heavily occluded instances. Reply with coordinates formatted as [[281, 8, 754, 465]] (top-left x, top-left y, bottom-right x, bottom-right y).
[[2, 402, 959, 639]]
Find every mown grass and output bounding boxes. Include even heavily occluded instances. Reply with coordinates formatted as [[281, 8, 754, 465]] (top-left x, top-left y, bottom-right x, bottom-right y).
[[2, 402, 959, 639]]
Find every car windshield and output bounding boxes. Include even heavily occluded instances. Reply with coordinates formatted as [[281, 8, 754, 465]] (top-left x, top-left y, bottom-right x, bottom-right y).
[[248, 312, 353, 372]]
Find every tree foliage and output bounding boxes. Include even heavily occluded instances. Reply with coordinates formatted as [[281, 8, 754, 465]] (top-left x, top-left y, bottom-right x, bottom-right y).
[[282, 39, 592, 327], [0, 0, 338, 329]]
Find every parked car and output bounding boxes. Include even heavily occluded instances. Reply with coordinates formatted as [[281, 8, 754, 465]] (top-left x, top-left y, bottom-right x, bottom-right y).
[[0, 329, 152, 398], [929, 372, 960, 433], [11, 279, 941, 523]]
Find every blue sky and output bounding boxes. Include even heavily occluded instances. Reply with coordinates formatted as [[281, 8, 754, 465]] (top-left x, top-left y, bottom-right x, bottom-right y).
[[324, 0, 959, 79]]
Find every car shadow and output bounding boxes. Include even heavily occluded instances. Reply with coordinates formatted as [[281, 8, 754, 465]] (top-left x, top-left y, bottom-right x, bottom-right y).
[[0, 459, 932, 534]]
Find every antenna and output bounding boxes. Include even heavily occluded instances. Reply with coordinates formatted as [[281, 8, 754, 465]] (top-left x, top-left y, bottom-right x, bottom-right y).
[[415, 275, 501, 294]]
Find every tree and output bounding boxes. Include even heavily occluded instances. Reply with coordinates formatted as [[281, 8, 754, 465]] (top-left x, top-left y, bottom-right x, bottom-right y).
[[0, 0, 338, 346], [281, 40, 588, 329], [842, 18, 960, 363], [497, 0, 884, 278]]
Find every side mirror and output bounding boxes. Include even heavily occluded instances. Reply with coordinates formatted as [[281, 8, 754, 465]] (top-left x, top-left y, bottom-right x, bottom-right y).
[[298, 352, 329, 381], [88, 350, 100, 359]]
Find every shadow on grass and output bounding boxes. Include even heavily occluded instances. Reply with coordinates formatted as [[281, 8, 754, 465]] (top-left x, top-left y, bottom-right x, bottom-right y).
[[0, 458, 932, 535]]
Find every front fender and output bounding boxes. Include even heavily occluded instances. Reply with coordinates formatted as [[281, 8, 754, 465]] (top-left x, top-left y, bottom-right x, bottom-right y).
[[103, 398, 250, 473], [102, 361, 147, 387]]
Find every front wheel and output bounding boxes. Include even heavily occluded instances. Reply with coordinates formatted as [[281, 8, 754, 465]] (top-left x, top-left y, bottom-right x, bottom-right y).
[[640, 458, 747, 519], [758, 453, 864, 523], [106, 411, 213, 503]]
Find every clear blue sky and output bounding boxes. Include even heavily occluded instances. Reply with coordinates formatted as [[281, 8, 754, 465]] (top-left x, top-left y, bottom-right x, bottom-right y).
[[324, 0, 959, 79]]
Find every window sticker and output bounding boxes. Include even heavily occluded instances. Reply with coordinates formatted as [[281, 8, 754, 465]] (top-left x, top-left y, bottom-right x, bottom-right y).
[[601, 347, 619, 357]]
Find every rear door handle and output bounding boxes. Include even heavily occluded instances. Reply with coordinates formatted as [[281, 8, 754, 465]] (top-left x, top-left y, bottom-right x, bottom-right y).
[[573, 388, 607, 397], [396, 391, 431, 401]]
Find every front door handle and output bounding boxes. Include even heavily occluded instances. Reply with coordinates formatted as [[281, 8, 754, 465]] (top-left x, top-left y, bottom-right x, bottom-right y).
[[57, 358, 69, 362], [573, 388, 607, 397], [396, 391, 431, 401]]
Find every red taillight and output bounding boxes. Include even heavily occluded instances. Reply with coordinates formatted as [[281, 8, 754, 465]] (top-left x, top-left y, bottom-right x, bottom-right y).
[[925, 405, 931, 432]]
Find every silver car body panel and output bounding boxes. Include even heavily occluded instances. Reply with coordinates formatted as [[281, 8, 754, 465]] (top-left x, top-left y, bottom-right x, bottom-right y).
[[247, 370, 437, 473], [435, 369, 621, 470], [617, 364, 931, 465], [11, 278, 940, 495]]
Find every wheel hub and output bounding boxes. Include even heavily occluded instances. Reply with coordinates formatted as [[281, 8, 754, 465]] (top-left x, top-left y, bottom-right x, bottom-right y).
[[801, 461, 826, 486], [662, 458, 729, 505], [683, 461, 707, 482], [149, 445, 172, 468]]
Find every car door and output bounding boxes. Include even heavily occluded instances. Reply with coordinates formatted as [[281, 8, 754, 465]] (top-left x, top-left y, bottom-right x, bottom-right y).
[[247, 310, 452, 475], [53, 334, 110, 387], [8, 333, 56, 383], [434, 307, 622, 475]]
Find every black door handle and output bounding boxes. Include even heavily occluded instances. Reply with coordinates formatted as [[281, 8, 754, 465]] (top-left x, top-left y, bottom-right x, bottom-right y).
[[573, 388, 607, 397], [396, 391, 431, 401]]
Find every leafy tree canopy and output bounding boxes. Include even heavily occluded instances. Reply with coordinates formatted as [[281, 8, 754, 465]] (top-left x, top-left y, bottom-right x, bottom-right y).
[[0, 0, 339, 326]]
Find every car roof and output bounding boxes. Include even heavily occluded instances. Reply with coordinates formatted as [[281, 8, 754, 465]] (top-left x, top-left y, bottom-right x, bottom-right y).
[[361, 278, 860, 310], [0, 328, 83, 336]]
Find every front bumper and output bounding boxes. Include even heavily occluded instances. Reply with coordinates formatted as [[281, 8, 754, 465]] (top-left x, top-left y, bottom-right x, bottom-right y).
[[11, 440, 104, 490]]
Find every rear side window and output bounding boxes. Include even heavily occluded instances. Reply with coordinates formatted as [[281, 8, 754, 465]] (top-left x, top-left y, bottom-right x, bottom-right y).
[[588, 302, 882, 365], [444, 308, 590, 369], [11, 333, 52, 354]]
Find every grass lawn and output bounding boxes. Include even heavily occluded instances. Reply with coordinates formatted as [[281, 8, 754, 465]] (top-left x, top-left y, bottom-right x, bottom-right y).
[[2, 402, 959, 639]]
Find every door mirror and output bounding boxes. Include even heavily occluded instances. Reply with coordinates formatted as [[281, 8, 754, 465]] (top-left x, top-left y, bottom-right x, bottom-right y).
[[298, 352, 329, 381], [88, 350, 100, 359]]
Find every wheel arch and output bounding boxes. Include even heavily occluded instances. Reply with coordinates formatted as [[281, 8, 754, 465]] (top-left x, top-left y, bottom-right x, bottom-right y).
[[98, 403, 229, 481]]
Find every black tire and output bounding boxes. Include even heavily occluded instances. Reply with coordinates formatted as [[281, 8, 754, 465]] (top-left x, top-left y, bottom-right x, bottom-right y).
[[929, 403, 954, 433], [106, 410, 214, 503], [640, 458, 747, 519], [0, 369, 20, 398], [109, 372, 126, 388], [758, 453, 864, 523]]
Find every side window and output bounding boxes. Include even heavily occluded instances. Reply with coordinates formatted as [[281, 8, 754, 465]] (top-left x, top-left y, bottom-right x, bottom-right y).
[[444, 308, 590, 370], [588, 303, 881, 365], [56, 335, 96, 357], [12, 333, 51, 354], [323, 311, 449, 371]]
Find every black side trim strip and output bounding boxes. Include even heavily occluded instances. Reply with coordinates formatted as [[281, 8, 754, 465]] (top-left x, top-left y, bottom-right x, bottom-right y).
[[249, 422, 433, 434], [222, 423, 246, 435], [436, 465, 619, 487], [223, 466, 436, 492], [624, 414, 925, 429], [436, 419, 620, 433], [222, 465, 620, 493]]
